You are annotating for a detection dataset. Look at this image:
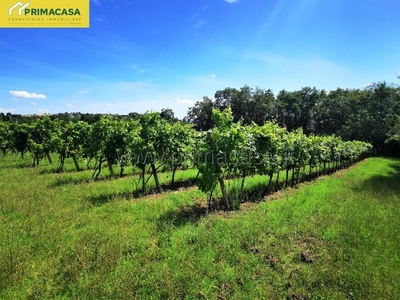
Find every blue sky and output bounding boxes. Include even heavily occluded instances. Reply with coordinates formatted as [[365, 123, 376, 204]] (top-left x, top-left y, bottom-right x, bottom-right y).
[[1, 0, 400, 118]]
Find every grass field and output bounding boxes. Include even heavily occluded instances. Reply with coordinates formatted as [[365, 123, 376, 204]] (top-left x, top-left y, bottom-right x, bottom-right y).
[[1, 155, 399, 299]]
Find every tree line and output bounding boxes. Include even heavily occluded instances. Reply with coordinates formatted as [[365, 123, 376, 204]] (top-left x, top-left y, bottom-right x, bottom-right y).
[[2, 81, 399, 154], [185, 82, 400, 155], [0, 108, 178, 124]]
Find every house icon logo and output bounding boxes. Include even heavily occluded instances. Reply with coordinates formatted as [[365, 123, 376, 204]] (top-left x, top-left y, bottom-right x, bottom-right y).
[[1, 0, 90, 28], [9, 2, 30, 16]]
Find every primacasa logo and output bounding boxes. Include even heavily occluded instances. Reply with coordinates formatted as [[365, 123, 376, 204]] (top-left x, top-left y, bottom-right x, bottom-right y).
[[1, 0, 89, 28], [9, 1, 81, 16], [9, 2, 30, 16]]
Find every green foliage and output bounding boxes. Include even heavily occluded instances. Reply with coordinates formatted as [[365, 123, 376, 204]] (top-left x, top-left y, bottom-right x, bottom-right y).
[[27, 116, 61, 166], [9, 122, 31, 158], [387, 115, 400, 142], [0, 110, 372, 207], [186, 82, 400, 154], [195, 108, 372, 209], [196, 108, 254, 208], [184, 96, 215, 130], [0, 122, 12, 156], [1, 152, 399, 299], [88, 115, 142, 178], [251, 121, 285, 176], [55, 121, 90, 171]]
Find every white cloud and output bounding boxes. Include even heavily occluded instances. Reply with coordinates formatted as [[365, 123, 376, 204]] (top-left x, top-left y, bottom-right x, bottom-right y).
[[67, 104, 73, 107], [362, 83, 373, 89], [132, 64, 146, 74], [194, 19, 207, 28], [106, 103, 113, 107], [77, 90, 88, 95], [240, 51, 365, 92], [225, 0, 239, 3], [209, 74, 216, 78], [187, 5, 209, 21], [9, 90, 47, 99], [0, 108, 15, 113], [32, 102, 37, 106], [176, 98, 195, 106], [243, 52, 348, 79], [38, 109, 49, 113]]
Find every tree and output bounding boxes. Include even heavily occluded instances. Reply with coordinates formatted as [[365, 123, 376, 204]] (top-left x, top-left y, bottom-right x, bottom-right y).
[[134, 112, 168, 193], [214, 87, 239, 111], [55, 121, 90, 172], [184, 97, 215, 130], [196, 108, 253, 209], [312, 89, 352, 135], [88, 116, 139, 179], [275, 89, 302, 131], [28, 116, 61, 166], [0, 122, 12, 156], [251, 121, 285, 197], [385, 115, 400, 155], [364, 82, 399, 153], [275, 87, 319, 133], [10, 123, 30, 158], [160, 108, 178, 122], [166, 122, 196, 187]]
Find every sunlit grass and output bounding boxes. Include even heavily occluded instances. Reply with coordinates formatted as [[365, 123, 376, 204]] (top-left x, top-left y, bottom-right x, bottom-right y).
[[1, 155, 399, 299]]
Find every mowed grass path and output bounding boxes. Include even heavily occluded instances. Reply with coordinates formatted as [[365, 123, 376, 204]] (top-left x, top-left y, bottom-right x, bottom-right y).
[[0, 156, 399, 299]]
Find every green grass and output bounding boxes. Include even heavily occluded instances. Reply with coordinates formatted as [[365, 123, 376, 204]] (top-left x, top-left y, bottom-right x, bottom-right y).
[[1, 155, 399, 299]]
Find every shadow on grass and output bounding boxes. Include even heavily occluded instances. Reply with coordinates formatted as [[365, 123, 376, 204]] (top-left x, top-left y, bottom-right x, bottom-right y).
[[155, 161, 367, 228], [154, 173, 336, 229], [39, 167, 85, 175], [0, 160, 35, 169], [389, 162, 400, 173], [156, 202, 207, 230], [351, 161, 400, 202], [39, 166, 140, 175], [131, 179, 198, 197], [88, 192, 133, 205], [86, 178, 198, 206], [237, 166, 344, 204], [88, 160, 370, 226], [48, 169, 198, 189], [49, 174, 124, 187]]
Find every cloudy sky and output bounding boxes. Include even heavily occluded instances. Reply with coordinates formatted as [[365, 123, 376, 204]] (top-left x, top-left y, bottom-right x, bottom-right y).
[[1, 0, 400, 118]]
